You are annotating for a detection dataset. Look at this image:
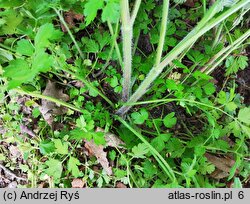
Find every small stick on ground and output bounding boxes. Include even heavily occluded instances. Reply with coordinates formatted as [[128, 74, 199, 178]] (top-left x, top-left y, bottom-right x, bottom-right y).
[[0, 163, 27, 182]]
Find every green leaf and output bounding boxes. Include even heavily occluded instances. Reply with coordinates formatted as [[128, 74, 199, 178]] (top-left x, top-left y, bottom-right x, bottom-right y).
[[203, 82, 216, 95], [76, 116, 95, 132], [166, 138, 185, 158], [82, 38, 99, 53], [92, 132, 106, 145], [163, 112, 177, 128], [3, 59, 36, 89], [238, 56, 248, 70], [35, 23, 62, 49], [211, 140, 229, 151], [166, 79, 179, 90], [95, 31, 110, 50], [233, 177, 242, 188], [143, 160, 157, 178], [151, 133, 171, 152], [84, 0, 104, 26], [187, 136, 205, 148], [131, 143, 149, 159], [76, 115, 87, 128], [0, 0, 24, 8], [0, 9, 23, 35], [54, 139, 68, 155], [16, 39, 34, 56], [131, 109, 148, 125], [238, 107, 250, 124], [39, 140, 55, 155], [187, 50, 204, 63], [89, 86, 99, 97], [225, 55, 248, 76], [194, 146, 206, 156], [241, 125, 250, 138], [32, 50, 53, 73], [32, 107, 40, 118], [102, 1, 120, 23], [165, 37, 177, 47], [217, 90, 227, 104], [0, 153, 6, 161], [68, 157, 81, 177], [44, 158, 62, 182], [70, 128, 92, 141], [198, 157, 215, 175], [110, 76, 119, 88], [225, 101, 237, 112], [109, 150, 116, 161], [114, 169, 127, 179]]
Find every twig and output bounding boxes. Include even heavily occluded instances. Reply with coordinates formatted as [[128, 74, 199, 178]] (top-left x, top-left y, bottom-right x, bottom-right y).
[[0, 163, 27, 182]]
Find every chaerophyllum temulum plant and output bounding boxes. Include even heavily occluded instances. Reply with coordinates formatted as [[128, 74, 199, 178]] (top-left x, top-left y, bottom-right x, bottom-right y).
[[116, 0, 250, 115], [1, 0, 250, 186]]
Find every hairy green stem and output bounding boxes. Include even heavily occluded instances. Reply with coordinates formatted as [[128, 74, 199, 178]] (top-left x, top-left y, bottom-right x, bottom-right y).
[[212, 23, 223, 48], [116, 0, 249, 115], [121, 0, 133, 102], [155, 0, 169, 66]]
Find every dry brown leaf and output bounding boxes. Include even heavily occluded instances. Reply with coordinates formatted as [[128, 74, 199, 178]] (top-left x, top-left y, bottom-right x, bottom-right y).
[[7, 181, 17, 188], [184, 0, 198, 7], [84, 140, 112, 175], [116, 182, 127, 188], [95, 127, 125, 148], [71, 178, 85, 188], [9, 145, 22, 159], [61, 10, 84, 32], [205, 153, 238, 179], [210, 169, 229, 179], [20, 125, 36, 138], [38, 182, 46, 188], [39, 81, 69, 126], [205, 153, 235, 173]]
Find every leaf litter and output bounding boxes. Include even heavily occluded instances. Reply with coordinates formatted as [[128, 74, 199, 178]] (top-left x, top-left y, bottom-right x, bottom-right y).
[[84, 127, 125, 176], [39, 80, 69, 127]]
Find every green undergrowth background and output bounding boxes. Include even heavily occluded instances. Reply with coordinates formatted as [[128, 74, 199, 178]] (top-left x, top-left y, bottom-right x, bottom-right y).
[[0, 0, 249, 188]]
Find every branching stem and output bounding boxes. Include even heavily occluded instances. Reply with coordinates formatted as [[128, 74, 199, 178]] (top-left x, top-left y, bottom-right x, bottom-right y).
[[117, 0, 249, 115]]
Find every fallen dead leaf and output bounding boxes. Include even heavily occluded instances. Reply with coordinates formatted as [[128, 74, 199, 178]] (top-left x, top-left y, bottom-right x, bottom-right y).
[[38, 182, 47, 188], [205, 153, 238, 179], [184, 0, 198, 7], [71, 178, 85, 188], [39, 80, 69, 127], [210, 169, 230, 179], [95, 127, 125, 148], [61, 10, 84, 32], [20, 125, 36, 138], [84, 140, 112, 176], [7, 181, 17, 188], [83, 129, 125, 176], [116, 182, 127, 188], [9, 145, 22, 159]]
